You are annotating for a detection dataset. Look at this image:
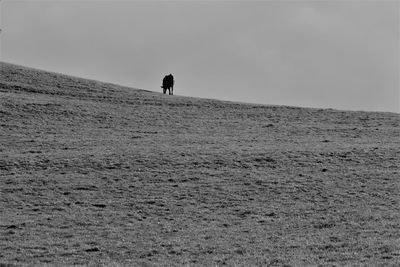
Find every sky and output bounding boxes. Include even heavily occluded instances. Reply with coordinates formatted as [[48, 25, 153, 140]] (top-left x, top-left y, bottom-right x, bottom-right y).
[[1, 0, 399, 112]]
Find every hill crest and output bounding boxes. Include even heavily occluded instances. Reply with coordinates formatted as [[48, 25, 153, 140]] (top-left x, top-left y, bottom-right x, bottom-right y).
[[2, 61, 398, 114]]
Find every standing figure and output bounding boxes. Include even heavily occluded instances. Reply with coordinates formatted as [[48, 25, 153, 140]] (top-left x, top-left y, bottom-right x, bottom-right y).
[[161, 74, 174, 95]]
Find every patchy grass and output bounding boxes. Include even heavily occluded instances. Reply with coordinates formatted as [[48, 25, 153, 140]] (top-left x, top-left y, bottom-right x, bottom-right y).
[[1, 62, 399, 266]]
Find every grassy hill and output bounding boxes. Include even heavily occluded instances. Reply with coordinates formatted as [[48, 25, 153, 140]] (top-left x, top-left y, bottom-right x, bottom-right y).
[[1, 62, 399, 266]]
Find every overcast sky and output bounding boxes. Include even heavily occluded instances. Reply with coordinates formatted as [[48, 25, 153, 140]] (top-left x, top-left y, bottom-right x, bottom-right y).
[[1, 0, 399, 112]]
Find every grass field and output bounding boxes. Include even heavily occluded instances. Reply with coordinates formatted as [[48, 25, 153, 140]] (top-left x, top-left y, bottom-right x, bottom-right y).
[[1, 62, 399, 266]]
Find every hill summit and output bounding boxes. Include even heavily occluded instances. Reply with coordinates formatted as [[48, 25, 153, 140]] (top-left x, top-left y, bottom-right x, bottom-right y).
[[1, 62, 399, 266]]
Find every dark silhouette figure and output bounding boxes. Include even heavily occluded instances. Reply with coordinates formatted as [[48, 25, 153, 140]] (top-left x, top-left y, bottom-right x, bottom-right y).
[[161, 74, 174, 95]]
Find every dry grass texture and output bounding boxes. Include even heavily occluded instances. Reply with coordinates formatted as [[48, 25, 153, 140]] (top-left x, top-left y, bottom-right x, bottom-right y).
[[1, 62, 399, 266]]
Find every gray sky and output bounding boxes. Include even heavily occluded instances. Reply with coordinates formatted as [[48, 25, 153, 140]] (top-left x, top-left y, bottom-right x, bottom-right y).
[[1, 0, 399, 112]]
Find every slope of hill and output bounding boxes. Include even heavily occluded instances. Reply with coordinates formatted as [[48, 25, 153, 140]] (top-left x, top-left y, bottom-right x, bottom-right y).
[[1, 62, 399, 266]]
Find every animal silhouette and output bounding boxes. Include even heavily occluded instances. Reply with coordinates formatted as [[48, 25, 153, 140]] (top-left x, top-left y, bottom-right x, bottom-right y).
[[161, 74, 174, 95]]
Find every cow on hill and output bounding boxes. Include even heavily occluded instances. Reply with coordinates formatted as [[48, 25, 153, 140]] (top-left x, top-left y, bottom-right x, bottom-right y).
[[161, 74, 174, 95]]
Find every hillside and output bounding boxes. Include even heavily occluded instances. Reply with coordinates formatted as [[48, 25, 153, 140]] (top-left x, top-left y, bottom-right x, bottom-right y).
[[1, 62, 399, 266]]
